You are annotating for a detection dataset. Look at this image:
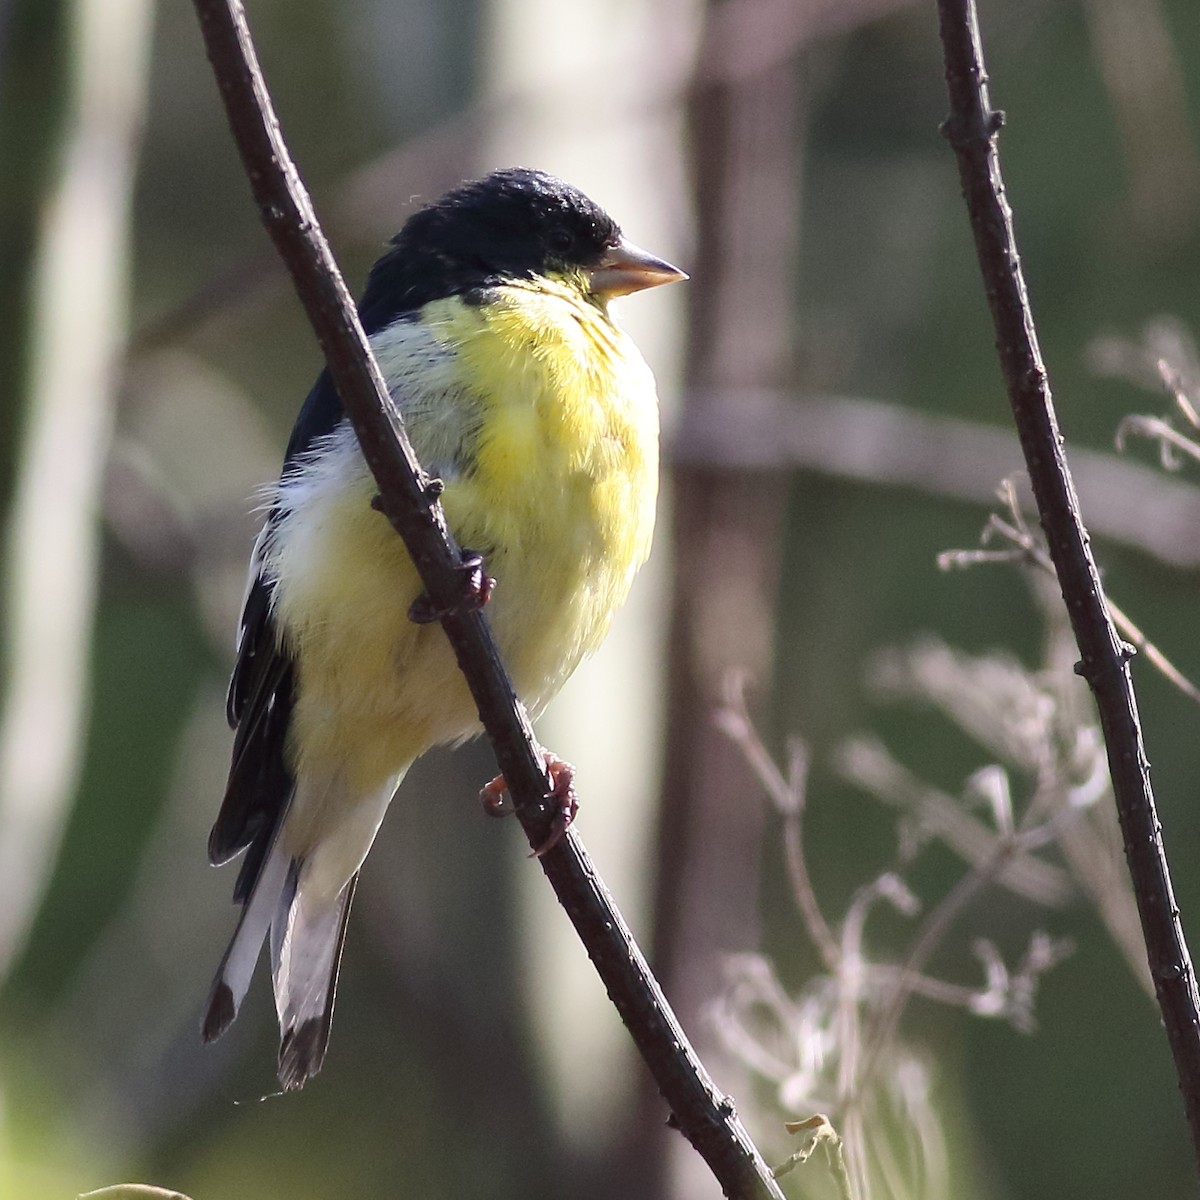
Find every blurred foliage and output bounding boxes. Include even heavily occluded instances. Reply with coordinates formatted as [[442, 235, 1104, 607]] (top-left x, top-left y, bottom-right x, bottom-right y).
[[79, 1188, 192, 1200], [3, 0, 1200, 1198]]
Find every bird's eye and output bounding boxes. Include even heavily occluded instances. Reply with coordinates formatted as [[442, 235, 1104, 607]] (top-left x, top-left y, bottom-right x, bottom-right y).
[[548, 229, 574, 256]]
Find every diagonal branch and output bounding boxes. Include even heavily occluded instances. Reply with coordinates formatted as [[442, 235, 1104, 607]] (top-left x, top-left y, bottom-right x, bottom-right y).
[[188, 1, 784, 1196], [936, 0, 1200, 1171]]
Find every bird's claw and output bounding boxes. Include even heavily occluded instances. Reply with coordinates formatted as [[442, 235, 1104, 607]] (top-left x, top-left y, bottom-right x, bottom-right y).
[[408, 549, 495, 624], [479, 753, 578, 857], [533, 756, 579, 857], [480, 772, 513, 817]]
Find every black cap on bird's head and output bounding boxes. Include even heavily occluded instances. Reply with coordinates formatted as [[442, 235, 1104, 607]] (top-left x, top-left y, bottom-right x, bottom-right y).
[[358, 167, 685, 333], [402, 168, 621, 279]]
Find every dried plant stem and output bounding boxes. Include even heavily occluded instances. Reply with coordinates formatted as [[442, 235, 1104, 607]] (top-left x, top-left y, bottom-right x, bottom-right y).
[[717, 679, 841, 973], [938, 0, 1200, 1169], [853, 828, 1030, 1099], [944, 507, 1200, 707], [1116, 415, 1200, 467]]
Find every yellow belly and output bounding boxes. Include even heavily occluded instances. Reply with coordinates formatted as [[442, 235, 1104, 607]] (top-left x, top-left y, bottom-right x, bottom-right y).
[[268, 278, 659, 800]]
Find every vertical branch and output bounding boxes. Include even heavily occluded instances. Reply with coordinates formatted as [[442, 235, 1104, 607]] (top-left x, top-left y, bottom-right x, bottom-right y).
[[0, 0, 154, 978], [936, 0, 1200, 1170], [641, 3, 802, 1194]]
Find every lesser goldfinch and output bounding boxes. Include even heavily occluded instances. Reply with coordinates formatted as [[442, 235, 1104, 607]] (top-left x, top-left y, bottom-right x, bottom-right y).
[[201, 168, 684, 1090]]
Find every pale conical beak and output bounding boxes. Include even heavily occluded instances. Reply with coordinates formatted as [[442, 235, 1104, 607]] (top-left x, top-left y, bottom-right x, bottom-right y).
[[588, 236, 688, 299]]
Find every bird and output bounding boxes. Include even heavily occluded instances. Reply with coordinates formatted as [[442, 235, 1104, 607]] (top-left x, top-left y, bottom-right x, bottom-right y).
[[201, 167, 685, 1091]]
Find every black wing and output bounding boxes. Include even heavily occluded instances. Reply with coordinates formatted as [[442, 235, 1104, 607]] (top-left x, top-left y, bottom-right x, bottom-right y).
[[207, 368, 346, 899], [208, 250, 441, 898]]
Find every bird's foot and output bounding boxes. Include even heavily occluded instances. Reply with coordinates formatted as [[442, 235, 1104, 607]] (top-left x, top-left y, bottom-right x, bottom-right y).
[[534, 756, 579, 857], [479, 752, 578, 857], [408, 549, 495, 624]]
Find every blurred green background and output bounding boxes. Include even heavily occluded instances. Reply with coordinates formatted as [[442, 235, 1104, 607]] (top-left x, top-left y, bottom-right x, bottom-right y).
[[3, 1, 1200, 1198]]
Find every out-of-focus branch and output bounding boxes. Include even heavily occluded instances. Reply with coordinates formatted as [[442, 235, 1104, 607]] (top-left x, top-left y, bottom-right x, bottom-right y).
[[937, 0, 1200, 1170], [717, 666, 1073, 1198], [1117, 416, 1200, 470], [189, 2, 784, 1196], [674, 389, 1200, 570], [645, 0, 806, 1191], [1083, 0, 1200, 242], [107, 387, 1200, 611], [837, 737, 1071, 906], [852, 815, 1061, 1101], [715, 676, 841, 974], [693, 0, 917, 85], [1109, 326, 1200, 472], [0, 0, 154, 980]]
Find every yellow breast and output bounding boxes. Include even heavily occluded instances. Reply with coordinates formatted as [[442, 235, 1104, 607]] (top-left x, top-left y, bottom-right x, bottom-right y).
[[268, 277, 659, 793]]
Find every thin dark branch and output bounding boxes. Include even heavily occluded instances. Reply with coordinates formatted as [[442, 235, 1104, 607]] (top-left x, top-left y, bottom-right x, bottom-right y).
[[188, 2, 784, 1196], [937, 0, 1200, 1169]]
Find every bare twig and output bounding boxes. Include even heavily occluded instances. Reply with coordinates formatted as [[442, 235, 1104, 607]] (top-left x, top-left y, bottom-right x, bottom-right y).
[[836, 736, 1072, 906], [937, 0, 1200, 1168], [941, 498, 1200, 706], [777, 1114, 853, 1200], [189, 2, 785, 1196], [1100, 319, 1200, 470], [853, 817, 1055, 1100], [1116, 415, 1200, 470], [716, 676, 841, 974], [1088, 316, 1200, 420], [866, 621, 1154, 1001], [862, 934, 1072, 1028]]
